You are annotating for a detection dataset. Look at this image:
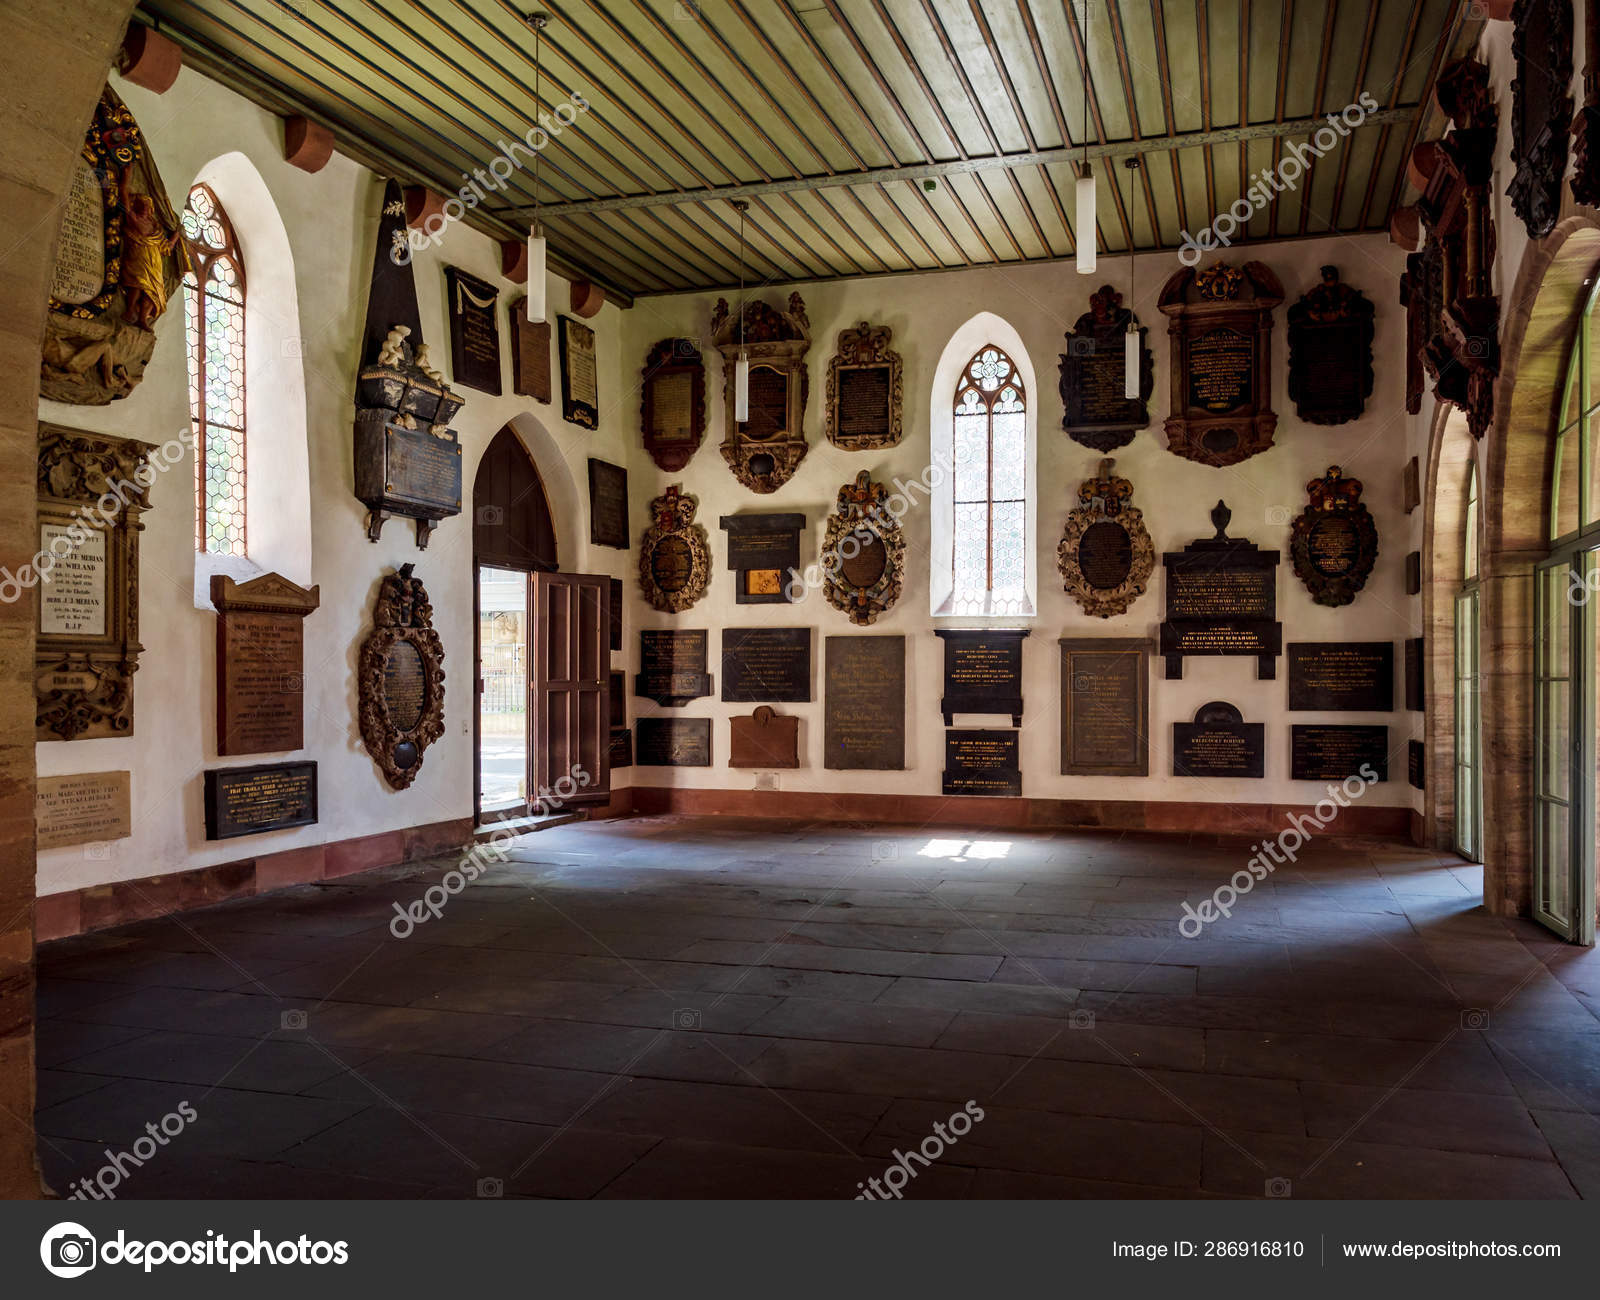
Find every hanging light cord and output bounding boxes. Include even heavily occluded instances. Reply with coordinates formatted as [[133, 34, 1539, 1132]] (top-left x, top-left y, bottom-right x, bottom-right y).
[[532, 18, 542, 237], [737, 206, 746, 353]]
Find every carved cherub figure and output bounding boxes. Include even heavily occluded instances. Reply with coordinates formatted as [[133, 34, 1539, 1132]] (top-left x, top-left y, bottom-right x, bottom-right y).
[[413, 342, 443, 382], [377, 325, 410, 368]]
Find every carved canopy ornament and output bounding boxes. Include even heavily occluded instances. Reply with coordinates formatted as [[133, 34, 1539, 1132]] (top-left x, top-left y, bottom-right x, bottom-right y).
[[35, 425, 156, 742], [1058, 285, 1153, 452], [640, 337, 708, 471], [43, 85, 191, 406], [358, 563, 446, 790], [825, 321, 903, 450], [1286, 267, 1376, 425], [1056, 458, 1156, 618], [1157, 260, 1284, 466], [710, 292, 811, 492], [1289, 466, 1380, 608], [638, 485, 711, 614], [1508, 0, 1573, 240], [822, 470, 905, 626]]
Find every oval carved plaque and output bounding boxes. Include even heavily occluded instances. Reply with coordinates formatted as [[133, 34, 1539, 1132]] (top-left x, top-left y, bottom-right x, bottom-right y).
[[1058, 459, 1155, 619]]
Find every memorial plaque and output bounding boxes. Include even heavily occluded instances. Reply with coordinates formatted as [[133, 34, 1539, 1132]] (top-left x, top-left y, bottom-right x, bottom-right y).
[[559, 314, 599, 429], [641, 337, 707, 472], [824, 635, 905, 770], [443, 266, 502, 395], [730, 705, 801, 769], [38, 522, 106, 637], [825, 321, 902, 450], [722, 627, 810, 703], [636, 717, 711, 767], [1405, 551, 1422, 595], [1409, 739, 1425, 791], [608, 671, 631, 769], [203, 761, 318, 840], [1059, 638, 1153, 777], [1405, 637, 1424, 711], [510, 310, 551, 403], [1403, 457, 1422, 514], [1159, 501, 1282, 679], [1287, 642, 1394, 712], [588, 458, 629, 550], [1058, 286, 1153, 451], [1057, 460, 1155, 617], [1173, 701, 1265, 779], [713, 291, 811, 493], [610, 577, 623, 651], [943, 729, 1021, 797], [1187, 326, 1255, 412], [1290, 467, 1380, 607], [823, 472, 904, 625], [637, 630, 712, 707], [1291, 725, 1389, 782], [1286, 267, 1375, 425], [352, 416, 464, 549], [721, 512, 805, 605], [212, 573, 321, 756], [36, 770, 130, 851], [639, 486, 710, 614], [937, 629, 1027, 725], [358, 565, 446, 790]]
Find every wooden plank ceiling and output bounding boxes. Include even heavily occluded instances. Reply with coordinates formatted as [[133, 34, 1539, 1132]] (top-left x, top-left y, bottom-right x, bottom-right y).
[[136, 1, 1476, 302]]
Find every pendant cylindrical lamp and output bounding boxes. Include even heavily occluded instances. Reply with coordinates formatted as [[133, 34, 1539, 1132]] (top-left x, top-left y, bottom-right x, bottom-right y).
[[735, 352, 750, 422], [1124, 321, 1139, 401], [526, 226, 547, 323], [1076, 167, 1096, 274]]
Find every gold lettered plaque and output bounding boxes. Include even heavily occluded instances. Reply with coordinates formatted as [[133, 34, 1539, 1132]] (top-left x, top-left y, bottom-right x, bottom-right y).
[[36, 770, 131, 850]]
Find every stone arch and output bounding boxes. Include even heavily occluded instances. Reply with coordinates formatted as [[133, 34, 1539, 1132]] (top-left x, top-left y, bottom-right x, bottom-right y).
[[0, 0, 141, 1200], [1475, 207, 1600, 915]]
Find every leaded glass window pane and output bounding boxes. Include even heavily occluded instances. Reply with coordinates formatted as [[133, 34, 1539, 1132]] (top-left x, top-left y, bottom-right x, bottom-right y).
[[949, 345, 1027, 615]]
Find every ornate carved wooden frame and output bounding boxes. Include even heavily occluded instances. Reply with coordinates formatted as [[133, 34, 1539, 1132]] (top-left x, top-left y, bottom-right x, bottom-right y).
[[1508, 0, 1573, 240], [711, 292, 811, 492], [1058, 285, 1153, 451], [35, 424, 155, 741], [638, 485, 711, 614], [1156, 260, 1284, 466], [822, 471, 905, 626], [1573, 0, 1600, 206], [1286, 267, 1375, 425], [358, 563, 446, 790], [1056, 458, 1155, 618], [824, 321, 903, 450], [640, 337, 707, 472], [1289, 466, 1380, 608]]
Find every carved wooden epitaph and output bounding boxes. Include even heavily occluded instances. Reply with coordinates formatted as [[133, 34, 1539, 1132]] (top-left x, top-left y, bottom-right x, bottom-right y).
[[1057, 458, 1155, 618], [711, 293, 811, 492], [640, 337, 707, 472], [638, 486, 711, 614], [825, 321, 903, 450], [358, 564, 446, 790], [35, 425, 155, 741], [1508, 0, 1573, 240], [1289, 466, 1380, 608], [1157, 261, 1284, 466], [1058, 286, 1153, 451], [822, 471, 905, 626], [1286, 268, 1374, 425]]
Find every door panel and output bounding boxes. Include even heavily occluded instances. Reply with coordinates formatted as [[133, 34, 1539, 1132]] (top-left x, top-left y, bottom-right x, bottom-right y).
[[531, 572, 611, 806]]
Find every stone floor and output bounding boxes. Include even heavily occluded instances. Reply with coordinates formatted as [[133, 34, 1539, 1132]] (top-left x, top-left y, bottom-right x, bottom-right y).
[[31, 816, 1600, 1199]]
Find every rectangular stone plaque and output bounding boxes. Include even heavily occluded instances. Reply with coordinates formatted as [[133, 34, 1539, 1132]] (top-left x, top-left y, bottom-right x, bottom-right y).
[[943, 729, 1021, 797], [730, 707, 800, 769], [1409, 739, 1425, 790], [212, 573, 321, 756], [1059, 638, 1153, 776], [721, 627, 811, 702], [636, 630, 712, 707], [203, 761, 318, 840], [1286, 642, 1394, 712], [587, 458, 629, 550], [444, 266, 502, 395], [36, 770, 130, 850], [354, 417, 464, 521], [824, 635, 905, 770], [1405, 637, 1424, 711], [1160, 525, 1282, 679], [636, 717, 710, 767], [1173, 718, 1265, 778], [1290, 725, 1389, 782], [937, 629, 1027, 725]]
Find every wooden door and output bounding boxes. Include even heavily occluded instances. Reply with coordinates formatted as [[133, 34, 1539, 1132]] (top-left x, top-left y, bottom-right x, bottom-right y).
[[530, 572, 610, 806]]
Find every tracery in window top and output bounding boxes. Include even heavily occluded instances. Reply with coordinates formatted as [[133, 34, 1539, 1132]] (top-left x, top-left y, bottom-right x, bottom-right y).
[[181, 184, 247, 556], [950, 345, 1027, 616]]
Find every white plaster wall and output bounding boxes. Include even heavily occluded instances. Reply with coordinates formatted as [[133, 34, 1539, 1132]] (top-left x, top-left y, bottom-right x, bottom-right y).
[[621, 232, 1417, 811], [36, 66, 632, 894]]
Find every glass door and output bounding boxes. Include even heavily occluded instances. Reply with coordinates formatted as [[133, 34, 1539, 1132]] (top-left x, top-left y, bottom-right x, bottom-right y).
[[1453, 586, 1482, 859], [476, 565, 529, 820]]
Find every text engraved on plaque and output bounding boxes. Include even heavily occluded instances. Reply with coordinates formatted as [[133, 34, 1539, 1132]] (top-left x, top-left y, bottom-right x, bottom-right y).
[[1290, 725, 1389, 782], [637, 630, 712, 707], [36, 770, 130, 850], [943, 730, 1021, 797], [204, 761, 318, 840], [1059, 638, 1153, 777], [1287, 643, 1394, 712], [636, 717, 711, 767], [937, 629, 1027, 725], [824, 635, 905, 770], [722, 627, 811, 703]]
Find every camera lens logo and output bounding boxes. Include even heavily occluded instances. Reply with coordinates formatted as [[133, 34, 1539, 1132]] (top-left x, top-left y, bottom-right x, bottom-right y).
[[41, 1222, 97, 1278]]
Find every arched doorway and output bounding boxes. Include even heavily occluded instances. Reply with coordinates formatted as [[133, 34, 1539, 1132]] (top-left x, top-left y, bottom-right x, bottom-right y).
[[472, 426, 610, 823]]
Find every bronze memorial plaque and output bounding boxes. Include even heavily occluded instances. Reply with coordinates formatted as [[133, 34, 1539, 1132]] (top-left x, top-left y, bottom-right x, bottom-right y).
[[824, 635, 905, 770], [203, 761, 318, 840], [212, 573, 320, 756], [637, 630, 713, 708], [1287, 642, 1394, 712], [35, 770, 131, 851], [1059, 638, 1154, 777]]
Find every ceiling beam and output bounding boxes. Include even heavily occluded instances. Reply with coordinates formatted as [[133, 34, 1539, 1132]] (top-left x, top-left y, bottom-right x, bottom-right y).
[[511, 107, 1418, 218]]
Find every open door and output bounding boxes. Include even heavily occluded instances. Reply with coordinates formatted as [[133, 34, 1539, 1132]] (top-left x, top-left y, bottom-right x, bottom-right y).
[[531, 571, 611, 806]]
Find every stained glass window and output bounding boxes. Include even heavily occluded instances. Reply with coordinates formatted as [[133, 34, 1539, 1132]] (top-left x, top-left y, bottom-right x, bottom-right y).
[[181, 184, 247, 556], [950, 345, 1027, 616]]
